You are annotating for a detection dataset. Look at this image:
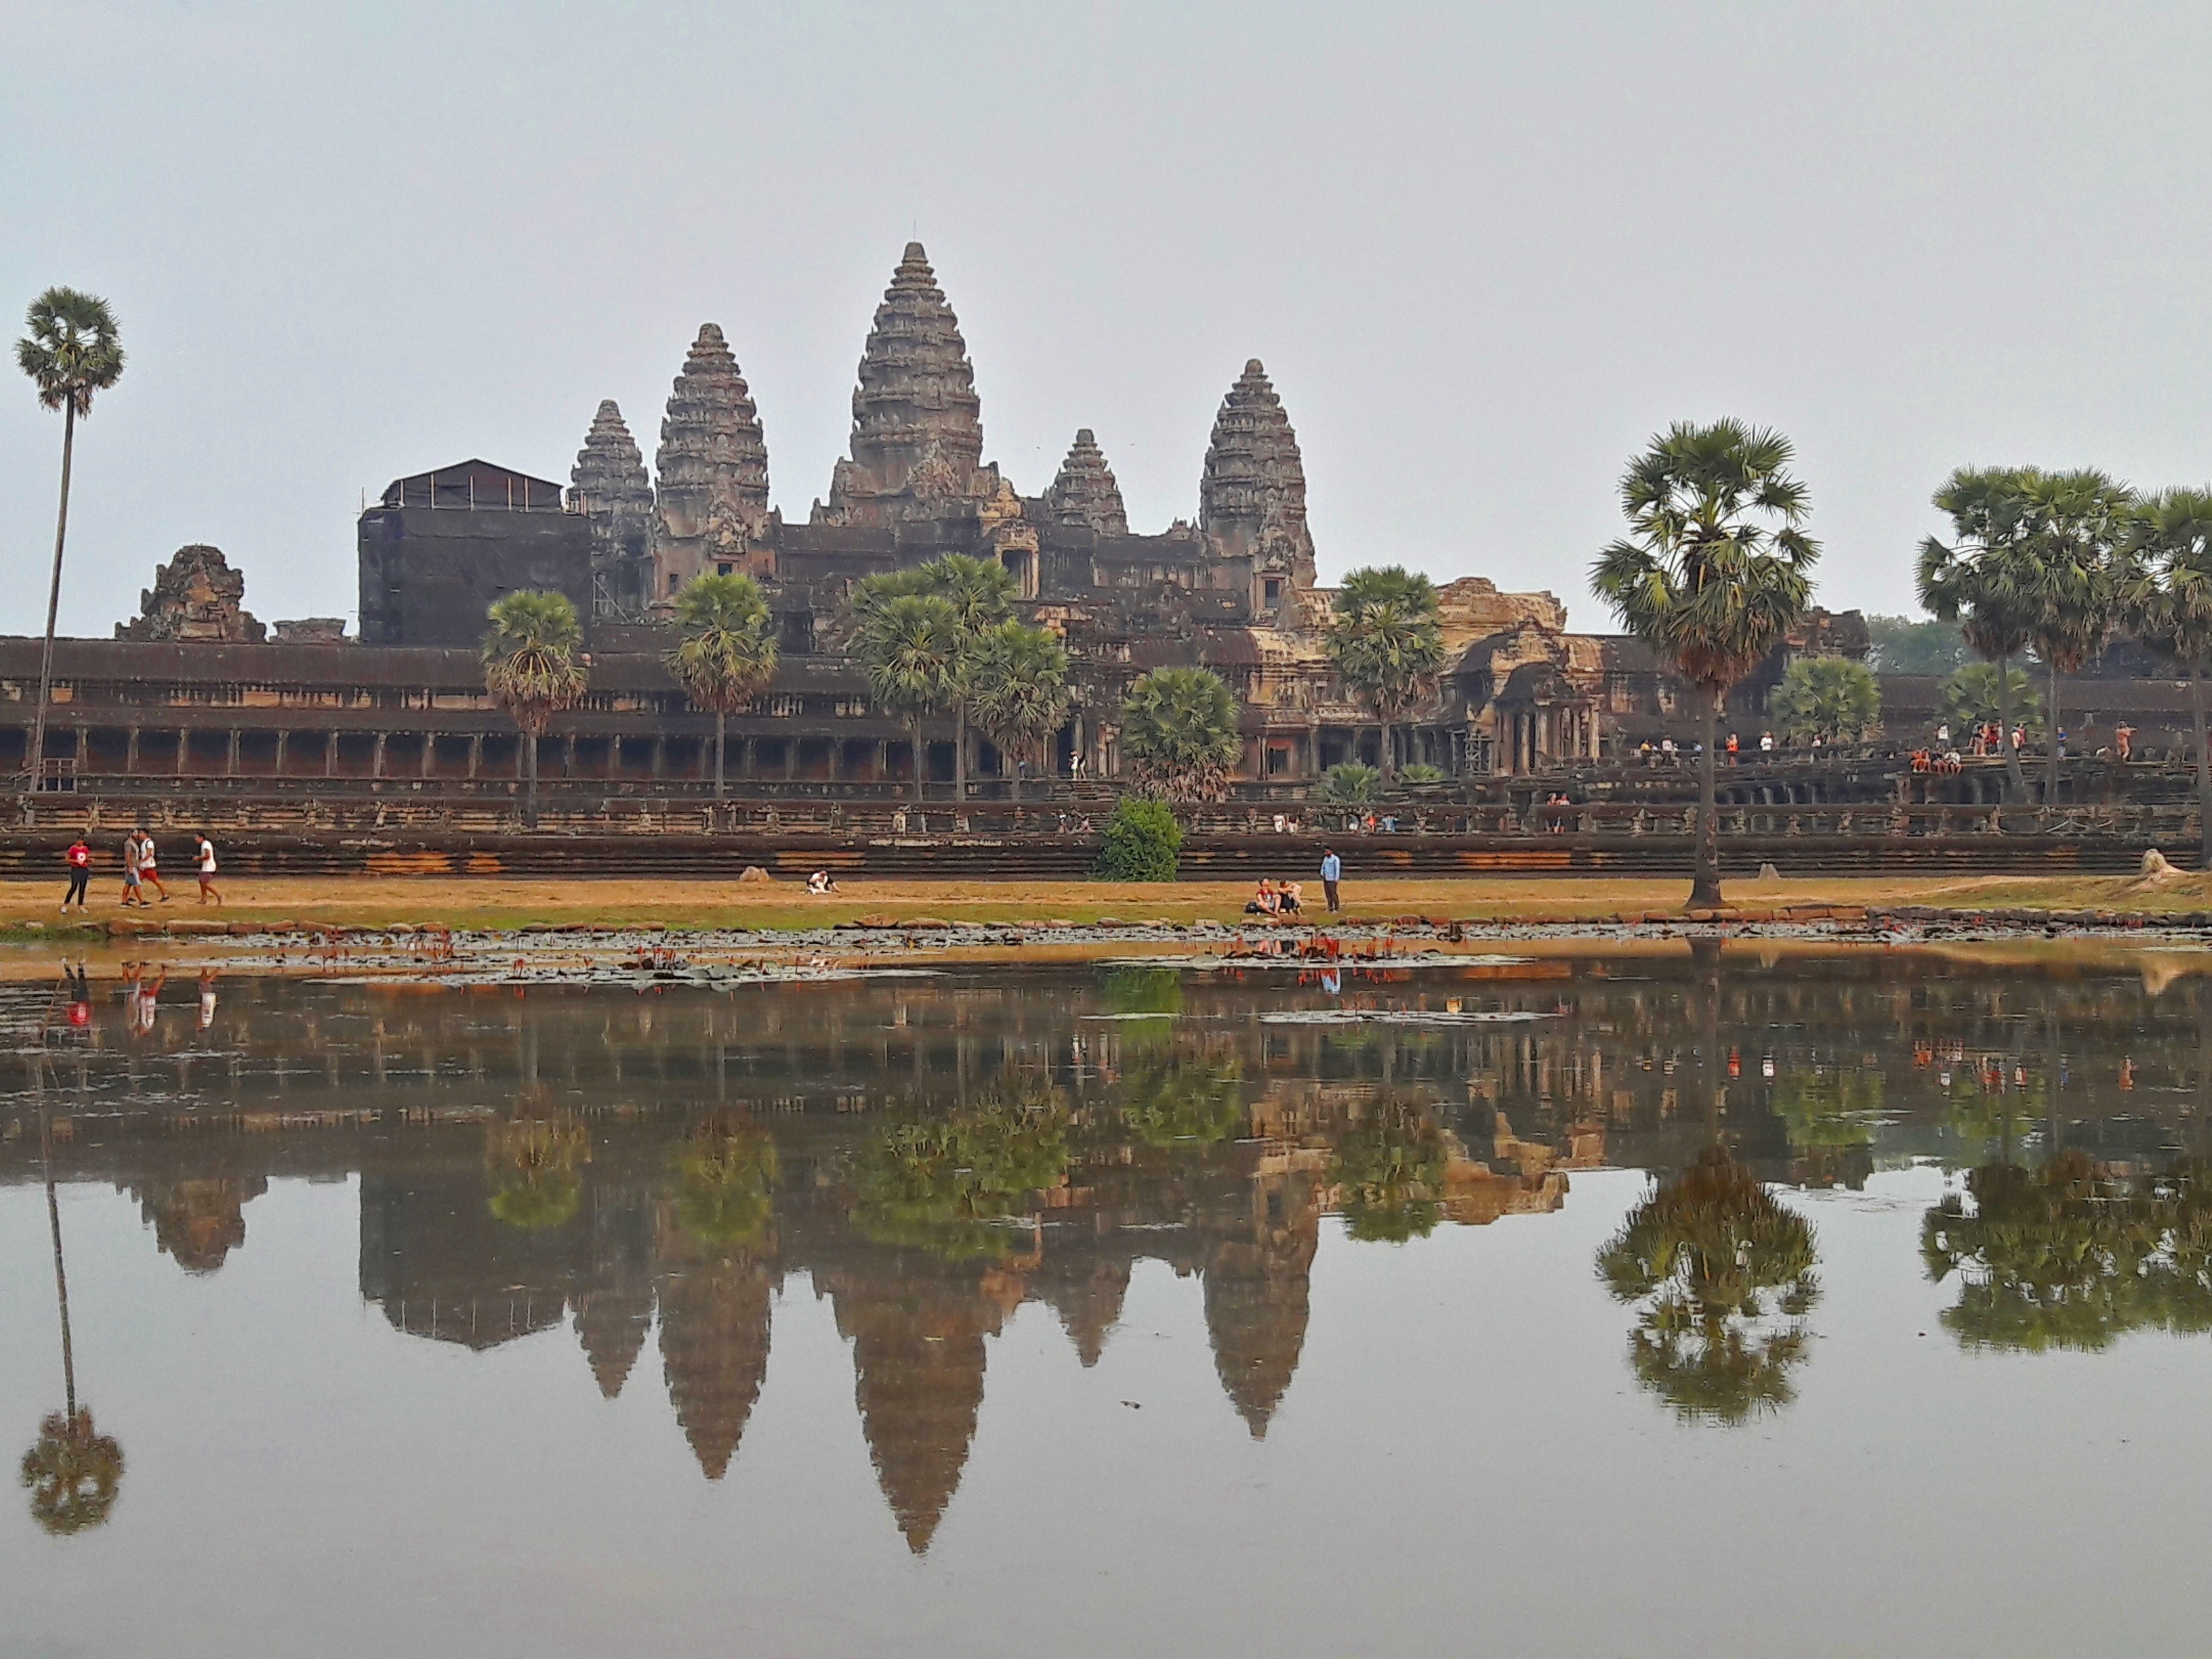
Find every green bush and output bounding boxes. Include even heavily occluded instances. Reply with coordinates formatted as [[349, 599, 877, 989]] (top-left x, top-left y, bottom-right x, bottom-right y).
[[1324, 762, 1380, 804], [1095, 797, 1183, 881], [1398, 762, 1446, 785]]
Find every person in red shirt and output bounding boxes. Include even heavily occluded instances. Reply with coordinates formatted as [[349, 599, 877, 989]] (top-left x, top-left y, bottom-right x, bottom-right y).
[[61, 835, 91, 914]]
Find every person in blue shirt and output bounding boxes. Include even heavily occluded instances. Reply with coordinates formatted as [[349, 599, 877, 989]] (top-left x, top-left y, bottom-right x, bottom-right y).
[[1320, 848, 1342, 912]]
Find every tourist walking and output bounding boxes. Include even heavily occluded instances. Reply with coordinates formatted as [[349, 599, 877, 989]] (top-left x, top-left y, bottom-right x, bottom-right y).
[[61, 834, 91, 913], [195, 832, 223, 905], [120, 829, 144, 907], [1321, 847, 1342, 913], [138, 829, 171, 903]]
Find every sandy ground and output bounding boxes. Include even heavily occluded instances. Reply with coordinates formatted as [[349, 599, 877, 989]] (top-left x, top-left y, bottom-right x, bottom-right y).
[[0, 871, 2036, 935], [0, 868, 2204, 936]]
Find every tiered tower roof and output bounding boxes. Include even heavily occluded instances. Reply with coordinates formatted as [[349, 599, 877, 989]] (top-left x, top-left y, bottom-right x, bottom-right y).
[[655, 324, 771, 545], [1199, 359, 1316, 585], [1042, 428, 1128, 535], [568, 400, 653, 518], [827, 242, 985, 516]]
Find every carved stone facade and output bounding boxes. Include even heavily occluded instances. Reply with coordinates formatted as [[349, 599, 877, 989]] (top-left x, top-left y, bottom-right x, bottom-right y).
[[653, 325, 772, 596], [116, 544, 265, 644], [569, 400, 656, 619]]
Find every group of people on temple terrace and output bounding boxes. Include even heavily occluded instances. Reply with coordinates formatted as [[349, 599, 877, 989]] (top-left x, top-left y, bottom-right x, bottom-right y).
[[60, 828, 222, 912]]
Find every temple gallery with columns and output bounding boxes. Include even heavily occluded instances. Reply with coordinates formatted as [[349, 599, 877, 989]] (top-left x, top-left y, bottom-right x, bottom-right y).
[[1, 243, 1868, 800]]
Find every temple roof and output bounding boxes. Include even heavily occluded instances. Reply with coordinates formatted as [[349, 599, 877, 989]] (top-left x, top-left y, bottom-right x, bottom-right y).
[[829, 242, 985, 517], [1200, 360, 1315, 585], [569, 401, 653, 518], [1042, 429, 1128, 535]]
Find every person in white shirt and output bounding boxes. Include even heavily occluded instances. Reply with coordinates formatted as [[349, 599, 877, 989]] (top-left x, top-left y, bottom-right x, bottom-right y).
[[194, 833, 222, 906]]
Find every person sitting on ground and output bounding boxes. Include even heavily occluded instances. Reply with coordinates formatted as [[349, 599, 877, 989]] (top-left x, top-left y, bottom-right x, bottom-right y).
[[1279, 880, 1303, 915], [1245, 878, 1279, 916], [806, 869, 838, 894]]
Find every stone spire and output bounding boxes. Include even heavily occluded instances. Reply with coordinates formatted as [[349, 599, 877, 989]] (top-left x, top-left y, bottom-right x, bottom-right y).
[[1042, 428, 1128, 535], [569, 401, 656, 620], [821, 242, 987, 524], [657, 1251, 777, 1480], [116, 545, 266, 644], [1199, 359, 1316, 588], [653, 325, 771, 594]]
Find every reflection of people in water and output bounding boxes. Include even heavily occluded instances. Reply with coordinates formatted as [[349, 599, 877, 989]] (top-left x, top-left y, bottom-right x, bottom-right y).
[[197, 969, 219, 1031], [122, 964, 165, 1038], [65, 964, 91, 1028]]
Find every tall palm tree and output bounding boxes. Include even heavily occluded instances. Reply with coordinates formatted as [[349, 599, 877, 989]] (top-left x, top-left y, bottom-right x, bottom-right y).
[[15, 289, 125, 808], [966, 620, 1070, 802], [2015, 468, 2137, 802], [856, 593, 961, 806], [665, 572, 779, 798], [482, 590, 588, 827], [1592, 419, 1819, 910], [1917, 466, 2039, 801], [911, 555, 1016, 799], [1325, 565, 1446, 781], [1119, 666, 1244, 803], [2124, 488, 2212, 867]]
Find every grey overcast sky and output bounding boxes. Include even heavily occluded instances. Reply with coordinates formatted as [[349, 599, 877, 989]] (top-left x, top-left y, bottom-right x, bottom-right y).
[[5, 1, 2209, 637]]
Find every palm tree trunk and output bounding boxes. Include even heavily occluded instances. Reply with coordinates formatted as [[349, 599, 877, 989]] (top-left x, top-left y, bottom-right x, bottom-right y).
[[2194, 670, 2210, 872], [25, 402, 77, 812], [1006, 736, 1021, 804], [714, 710, 727, 800], [955, 705, 968, 801], [1998, 652, 2024, 802], [2047, 657, 2062, 806], [524, 729, 539, 827], [41, 1101, 76, 1418], [1379, 713, 1395, 783], [1691, 687, 1723, 910], [911, 715, 926, 807]]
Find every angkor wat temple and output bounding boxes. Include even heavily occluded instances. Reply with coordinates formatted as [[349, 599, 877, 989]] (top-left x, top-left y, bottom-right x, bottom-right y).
[[0, 242, 1889, 808]]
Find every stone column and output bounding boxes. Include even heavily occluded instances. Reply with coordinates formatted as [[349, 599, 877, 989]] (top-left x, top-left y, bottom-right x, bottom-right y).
[[607, 736, 622, 778], [125, 726, 140, 775], [651, 737, 665, 779], [468, 735, 483, 779], [324, 732, 337, 777], [371, 733, 386, 779], [274, 731, 289, 775], [874, 739, 888, 781], [420, 734, 436, 778], [175, 731, 188, 777]]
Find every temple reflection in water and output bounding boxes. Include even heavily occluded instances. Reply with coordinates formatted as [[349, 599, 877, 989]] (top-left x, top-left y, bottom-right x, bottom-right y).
[[8, 947, 2211, 1549]]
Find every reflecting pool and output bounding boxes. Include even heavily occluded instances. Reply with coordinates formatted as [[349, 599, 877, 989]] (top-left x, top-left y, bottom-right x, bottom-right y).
[[7, 944, 2212, 1656]]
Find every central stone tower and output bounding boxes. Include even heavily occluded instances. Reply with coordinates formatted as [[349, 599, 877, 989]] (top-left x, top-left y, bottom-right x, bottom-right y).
[[819, 243, 991, 525], [1200, 359, 1317, 594]]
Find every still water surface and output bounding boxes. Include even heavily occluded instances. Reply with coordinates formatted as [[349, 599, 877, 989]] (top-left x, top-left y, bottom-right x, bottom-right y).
[[7, 945, 2212, 1657]]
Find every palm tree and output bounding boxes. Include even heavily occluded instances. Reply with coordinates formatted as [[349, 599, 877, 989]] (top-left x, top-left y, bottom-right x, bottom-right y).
[[2126, 488, 2212, 866], [1119, 666, 1243, 803], [674, 1118, 779, 1252], [665, 573, 779, 798], [2016, 468, 2138, 801], [482, 590, 588, 827], [15, 289, 125, 808], [1766, 656, 1880, 745], [856, 593, 961, 805], [1325, 566, 1446, 781], [966, 619, 1070, 802], [1326, 1095, 1449, 1242], [1917, 467, 2045, 802], [851, 556, 1015, 800], [1592, 419, 1819, 910]]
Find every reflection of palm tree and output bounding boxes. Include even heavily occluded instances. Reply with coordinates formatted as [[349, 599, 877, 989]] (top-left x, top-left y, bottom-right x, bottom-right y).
[[23, 1096, 123, 1534], [20, 1410, 123, 1536], [1119, 1048, 1244, 1149], [487, 1107, 586, 1233], [851, 1084, 1069, 1261], [1597, 1146, 1820, 1424], [1328, 1095, 1448, 1243], [675, 1119, 778, 1252], [1773, 1069, 1881, 1189], [1922, 1153, 2212, 1351]]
